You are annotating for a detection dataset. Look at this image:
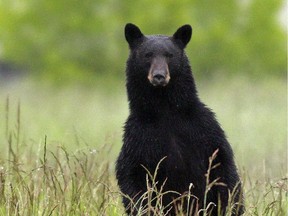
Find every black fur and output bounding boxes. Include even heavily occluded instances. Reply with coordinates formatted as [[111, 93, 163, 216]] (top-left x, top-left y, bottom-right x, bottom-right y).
[[116, 23, 244, 216]]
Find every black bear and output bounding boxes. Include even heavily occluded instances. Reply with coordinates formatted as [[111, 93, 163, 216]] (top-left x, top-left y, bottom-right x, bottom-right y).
[[116, 23, 244, 216]]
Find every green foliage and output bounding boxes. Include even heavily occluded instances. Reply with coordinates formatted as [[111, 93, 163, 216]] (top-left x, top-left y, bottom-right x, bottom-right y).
[[0, 0, 286, 84]]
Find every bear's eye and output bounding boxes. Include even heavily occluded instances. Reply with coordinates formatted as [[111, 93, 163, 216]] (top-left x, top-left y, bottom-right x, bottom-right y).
[[145, 52, 153, 58], [165, 53, 173, 58]]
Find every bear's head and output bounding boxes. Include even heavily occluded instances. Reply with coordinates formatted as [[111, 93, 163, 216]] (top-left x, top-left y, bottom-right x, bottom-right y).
[[125, 23, 192, 87]]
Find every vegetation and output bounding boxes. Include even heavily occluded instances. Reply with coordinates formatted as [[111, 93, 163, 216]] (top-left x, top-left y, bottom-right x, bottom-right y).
[[0, 0, 286, 84], [0, 76, 286, 215]]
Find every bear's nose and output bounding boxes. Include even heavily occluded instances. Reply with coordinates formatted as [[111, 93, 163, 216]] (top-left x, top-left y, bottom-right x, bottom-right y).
[[153, 74, 165, 83]]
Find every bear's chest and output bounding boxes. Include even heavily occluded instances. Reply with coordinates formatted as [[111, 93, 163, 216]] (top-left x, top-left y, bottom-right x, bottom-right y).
[[136, 116, 205, 173]]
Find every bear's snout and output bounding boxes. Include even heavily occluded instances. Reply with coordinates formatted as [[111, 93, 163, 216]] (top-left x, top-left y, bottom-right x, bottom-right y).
[[152, 72, 166, 85], [148, 57, 170, 87]]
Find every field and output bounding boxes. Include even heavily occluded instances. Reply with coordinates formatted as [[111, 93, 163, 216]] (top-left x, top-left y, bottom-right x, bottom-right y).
[[0, 76, 286, 215]]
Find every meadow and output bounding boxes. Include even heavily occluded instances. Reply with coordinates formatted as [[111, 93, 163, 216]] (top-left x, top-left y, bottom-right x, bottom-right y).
[[0, 75, 286, 215]]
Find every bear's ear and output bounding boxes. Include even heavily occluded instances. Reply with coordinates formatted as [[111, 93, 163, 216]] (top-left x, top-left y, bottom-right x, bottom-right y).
[[173, 25, 192, 49], [125, 23, 144, 49]]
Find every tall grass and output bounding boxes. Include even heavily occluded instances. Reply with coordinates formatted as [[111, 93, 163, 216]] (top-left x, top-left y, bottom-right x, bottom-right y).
[[0, 76, 286, 215], [1, 101, 123, 215]]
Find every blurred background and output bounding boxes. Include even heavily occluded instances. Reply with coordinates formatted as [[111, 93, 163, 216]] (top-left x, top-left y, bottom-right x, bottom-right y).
[[0, 0, 286, 179], [0, 0, 286, 82]]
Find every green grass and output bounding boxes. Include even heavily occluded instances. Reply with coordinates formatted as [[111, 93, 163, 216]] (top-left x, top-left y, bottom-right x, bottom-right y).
[[0, 76, 286, 215]]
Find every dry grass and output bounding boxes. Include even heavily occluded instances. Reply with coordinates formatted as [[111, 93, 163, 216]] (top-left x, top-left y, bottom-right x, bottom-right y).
[[0, 76, 286, 215]]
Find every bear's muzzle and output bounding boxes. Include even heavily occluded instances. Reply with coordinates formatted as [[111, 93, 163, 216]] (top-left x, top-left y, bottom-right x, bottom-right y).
[[148, 57, 170, 87]]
